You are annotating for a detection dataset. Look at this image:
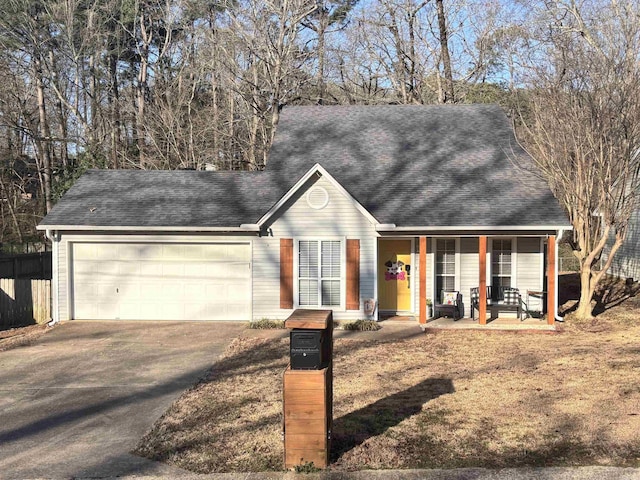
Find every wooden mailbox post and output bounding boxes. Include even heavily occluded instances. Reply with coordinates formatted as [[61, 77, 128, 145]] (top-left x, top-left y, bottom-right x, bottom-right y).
[[283, 309, 333, 469]]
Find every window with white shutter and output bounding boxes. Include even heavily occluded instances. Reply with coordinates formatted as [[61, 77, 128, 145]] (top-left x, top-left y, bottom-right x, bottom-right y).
[[298, 240, 342, 307]]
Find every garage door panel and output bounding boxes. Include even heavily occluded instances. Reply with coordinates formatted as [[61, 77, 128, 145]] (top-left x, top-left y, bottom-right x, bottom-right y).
[[96, 302, 117, 319], [96, 246, 115, 260], [97, 283, 117, 298], [181, 245, 205, 260], [72, 242, 251, 321], [227, 282, 251, 302], [183, 284, 206, 300], [200, 245, 228, 262], [139, 262, 163, 277], [73, 243, 98, 259], [225, 303, 251, 319], [75, 282, 98, 300], [117, 244, 145, 260], [224, 244, 251, 262], [138, 283, 162, 300], [161, 244, 187, 259], [118, 301, 142, 319], [183, 263, 208, 278], [212, 263, 251, 279], [74, 260, 99, 275], [77, 302, 98, 319], [161, 263, 185, 278]]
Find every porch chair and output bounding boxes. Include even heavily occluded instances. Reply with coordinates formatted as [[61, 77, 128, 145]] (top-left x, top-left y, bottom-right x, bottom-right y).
[[501, 287, 524, 320], [470, 287, 479, 320], [470, 286, 491, 320], [433, 290, 463, 320]]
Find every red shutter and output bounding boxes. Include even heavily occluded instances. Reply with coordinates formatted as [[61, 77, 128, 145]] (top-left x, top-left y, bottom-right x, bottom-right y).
[[346, 239, 360, 310], [280, 238, 294, 309]]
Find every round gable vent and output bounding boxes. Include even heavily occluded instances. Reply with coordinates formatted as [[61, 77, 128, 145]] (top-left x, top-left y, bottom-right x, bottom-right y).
[[306, 186, 329, 210]]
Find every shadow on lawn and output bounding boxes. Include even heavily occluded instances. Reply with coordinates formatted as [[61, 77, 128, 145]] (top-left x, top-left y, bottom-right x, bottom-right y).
[[331, 377, 454, 462], [559, 272, 640, 316], [592, 275, 640, 315]]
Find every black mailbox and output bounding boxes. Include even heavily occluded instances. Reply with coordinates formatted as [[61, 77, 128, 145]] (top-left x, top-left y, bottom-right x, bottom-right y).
[[290, 329, 327, 370], [285, 310, 333, 371]]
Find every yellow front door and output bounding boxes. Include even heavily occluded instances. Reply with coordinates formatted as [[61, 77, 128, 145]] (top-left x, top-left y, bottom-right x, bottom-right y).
[[378, 239, 412, 311]]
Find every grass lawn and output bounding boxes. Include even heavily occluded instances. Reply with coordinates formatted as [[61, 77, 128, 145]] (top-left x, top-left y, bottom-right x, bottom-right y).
[[135, 275, 640, 473]]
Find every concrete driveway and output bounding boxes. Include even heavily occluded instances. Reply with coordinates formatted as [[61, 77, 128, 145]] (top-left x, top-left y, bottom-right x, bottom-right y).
[[0, 321, 244, 479]]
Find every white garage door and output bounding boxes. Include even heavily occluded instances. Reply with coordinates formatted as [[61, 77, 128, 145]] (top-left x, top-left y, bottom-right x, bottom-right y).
[[71, 242, 251, 320]]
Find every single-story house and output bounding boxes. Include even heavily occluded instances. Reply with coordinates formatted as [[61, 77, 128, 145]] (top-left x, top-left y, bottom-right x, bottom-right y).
[[37, 104, 571, 325]]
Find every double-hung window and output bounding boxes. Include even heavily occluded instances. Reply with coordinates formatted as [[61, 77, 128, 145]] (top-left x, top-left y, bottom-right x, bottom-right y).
[[298, 240, 341, 307], [435, 239, 456, 302], [491, 239, 512, 299]]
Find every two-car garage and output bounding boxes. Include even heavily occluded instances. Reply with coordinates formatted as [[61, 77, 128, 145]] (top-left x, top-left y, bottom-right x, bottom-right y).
[[69, 241, 251, 321]]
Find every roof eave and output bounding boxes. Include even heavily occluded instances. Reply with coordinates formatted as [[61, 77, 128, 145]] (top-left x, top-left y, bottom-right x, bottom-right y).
[[35, 224, 260, 233], [376, 225, 573, 233]]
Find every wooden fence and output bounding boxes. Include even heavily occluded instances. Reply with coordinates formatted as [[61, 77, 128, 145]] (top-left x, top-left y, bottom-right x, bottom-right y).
[[0, 278, 51, 328], [0, 252, 51, 279]]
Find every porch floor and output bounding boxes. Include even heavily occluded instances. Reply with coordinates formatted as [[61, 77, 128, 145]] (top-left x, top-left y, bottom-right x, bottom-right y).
[[379, 315, 555, 331], [424, 316, 555, 331]]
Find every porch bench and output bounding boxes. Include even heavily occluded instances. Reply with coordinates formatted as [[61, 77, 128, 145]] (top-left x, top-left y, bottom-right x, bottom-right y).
[[471, 287, 524, 321]]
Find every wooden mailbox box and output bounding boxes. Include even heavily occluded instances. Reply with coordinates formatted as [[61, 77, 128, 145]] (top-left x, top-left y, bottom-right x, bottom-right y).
[[283, 309, 333, 469]]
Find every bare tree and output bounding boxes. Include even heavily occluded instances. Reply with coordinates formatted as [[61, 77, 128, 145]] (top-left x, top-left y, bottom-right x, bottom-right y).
[[302, 1, 360, 105], [227, 0, 317, 167], [515, 0, 640, 320]]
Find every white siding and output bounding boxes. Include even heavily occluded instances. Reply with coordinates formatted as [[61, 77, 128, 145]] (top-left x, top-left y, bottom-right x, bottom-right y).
[[254, 174, 378, 321], [460, 238, 479, 318], [608, 209, 640, 281], [58, 238, 68, 321], [516, 237, 544, 312]]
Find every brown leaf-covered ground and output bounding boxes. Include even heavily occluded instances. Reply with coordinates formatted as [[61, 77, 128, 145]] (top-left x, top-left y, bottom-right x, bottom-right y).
[[0, 324, 49, 351], [135, 276, 640, 473]]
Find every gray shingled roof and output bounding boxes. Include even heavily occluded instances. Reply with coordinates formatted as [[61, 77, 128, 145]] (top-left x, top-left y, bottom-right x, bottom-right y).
[[38, 170, 283, 228], [39, 104, 570, 229], [268, 104, 569, 227]]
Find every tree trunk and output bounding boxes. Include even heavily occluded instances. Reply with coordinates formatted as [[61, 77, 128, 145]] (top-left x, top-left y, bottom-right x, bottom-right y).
[[136, 50, 148, 168], [228, 90, 235, 167], [436, 0, 455, 103], [48, 50, 69, 170], [407, 7, 422, 104], [212, 70, 219, 168], [109, 52, 120, 169], [315, 9, 329, 105], [575, 265, 595, 319], [33, 55, 53, 213], [248, 62, 260, 170], [136, 14, 151, 168], [0, 175, 23, 243], [86, 7, 97, 150]]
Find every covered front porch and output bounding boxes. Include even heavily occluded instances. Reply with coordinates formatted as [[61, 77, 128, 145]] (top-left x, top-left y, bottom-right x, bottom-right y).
[[376, 232, 559, 327], [417, 235, 557, 326]]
